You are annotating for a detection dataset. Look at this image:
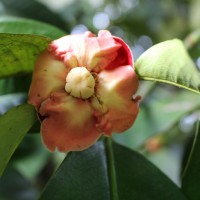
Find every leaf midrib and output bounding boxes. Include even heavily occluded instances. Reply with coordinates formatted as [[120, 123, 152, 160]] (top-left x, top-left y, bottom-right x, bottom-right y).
[[137, 75, 200, 95]]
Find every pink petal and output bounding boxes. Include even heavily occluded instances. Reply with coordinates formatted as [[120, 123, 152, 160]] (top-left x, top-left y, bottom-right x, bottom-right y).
[[105, 36, 133, 70], [39, 92, 101, 152], [28, 51, 67, 110], [49, 30, 123, 72], [98, 30, 134, 69], [97, 65, 139, 133], [105, 98, 139, 134]]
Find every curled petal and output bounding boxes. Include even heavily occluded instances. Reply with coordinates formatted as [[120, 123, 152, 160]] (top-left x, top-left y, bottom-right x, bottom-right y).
[[90, 30, 133, 71], [49, 30, 123, 71], [29, 51, 67, 110], [39, 92, 101, 152], [105, 36, 133, 70], [97, 65, 139, 133]]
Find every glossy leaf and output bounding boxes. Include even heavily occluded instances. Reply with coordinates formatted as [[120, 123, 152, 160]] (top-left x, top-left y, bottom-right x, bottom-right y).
[[0, 33, 50, 78], [0, 104, 37, 176], [135, 39, 200, 94], [39, 139, 187, 200], [181, 121, 200, 200], [0, 17, 66, 39]]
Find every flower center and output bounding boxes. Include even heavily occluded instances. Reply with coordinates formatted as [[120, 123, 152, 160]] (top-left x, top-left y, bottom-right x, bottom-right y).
[[65, 67, 95, 99]]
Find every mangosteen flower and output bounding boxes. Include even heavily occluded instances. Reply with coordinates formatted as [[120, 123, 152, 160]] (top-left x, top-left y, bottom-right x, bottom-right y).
[[28, 30, 140, 152]]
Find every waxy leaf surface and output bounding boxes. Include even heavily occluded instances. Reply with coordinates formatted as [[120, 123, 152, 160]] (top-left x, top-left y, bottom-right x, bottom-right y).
[[39, 139, 187, 200]]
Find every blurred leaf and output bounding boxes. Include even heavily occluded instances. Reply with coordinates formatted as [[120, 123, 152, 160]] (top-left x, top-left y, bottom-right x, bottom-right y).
[[184, 28, 200, 60], [39, 139, 186, 200], [184, 28, 200, 50], [1, 0, 69, 31], [135, 39, 200, 94], [181, 121, 200, 200], [0, 75, 33, 95], [0, 93, 26, 114], [114, 87, 200, 148], [13, 135, 51, 180], [0, 33, 50, 78], [0, 104, 37, 176], [0, 17, 66, 39], [0, 167, 37, 200]]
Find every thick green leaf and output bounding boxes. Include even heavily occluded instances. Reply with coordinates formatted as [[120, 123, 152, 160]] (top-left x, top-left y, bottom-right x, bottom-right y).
[[0, 104, 37, 176], [0, 17, 66, 39], [39, 139, 186, 200], [181, 121, 200, 200], [135, 39, 200, 94], [0, 33, 50, 78], [39, 141, 110, 200]]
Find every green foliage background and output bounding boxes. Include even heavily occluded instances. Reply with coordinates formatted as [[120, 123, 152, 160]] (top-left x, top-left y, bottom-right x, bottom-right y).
[[0, 0, 200, 199]]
